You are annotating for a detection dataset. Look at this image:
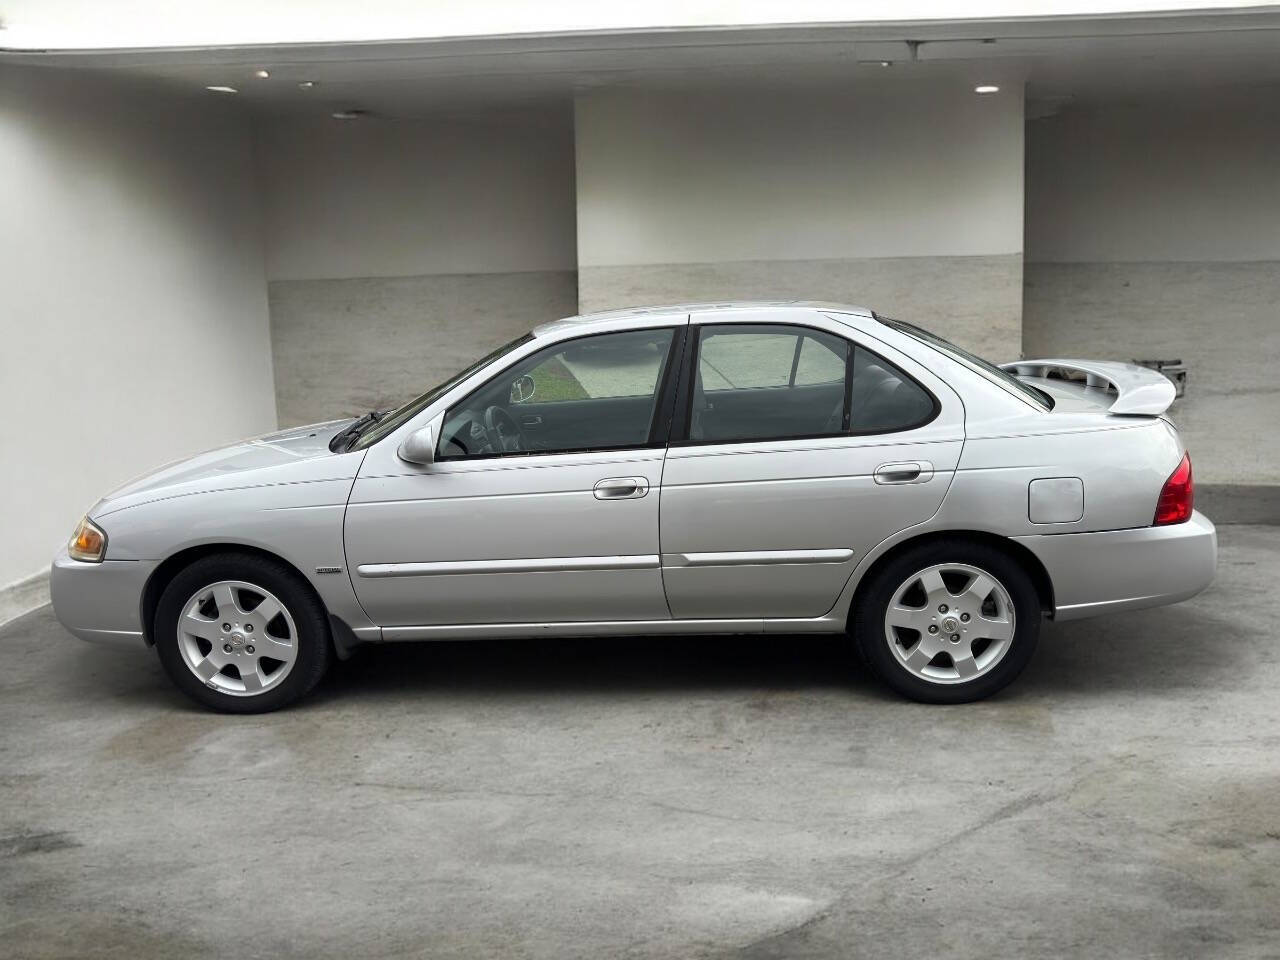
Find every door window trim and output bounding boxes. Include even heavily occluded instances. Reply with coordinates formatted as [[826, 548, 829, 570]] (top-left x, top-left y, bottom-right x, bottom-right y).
[[436, 325, 688, 463], [669, 321, 940, 447]]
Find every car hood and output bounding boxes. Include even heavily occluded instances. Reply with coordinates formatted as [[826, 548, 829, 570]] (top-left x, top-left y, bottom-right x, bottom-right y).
[[92, 419, 360, 518]]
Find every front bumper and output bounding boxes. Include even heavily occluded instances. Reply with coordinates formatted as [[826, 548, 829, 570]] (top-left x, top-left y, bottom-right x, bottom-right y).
[[1013, 509, 1217, 622], [50, 546, 155, 648]]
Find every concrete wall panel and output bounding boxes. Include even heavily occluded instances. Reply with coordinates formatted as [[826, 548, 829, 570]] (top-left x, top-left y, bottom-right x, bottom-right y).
[[1025, 96, 1280, 485], [256, 112, 580, 425], [269, 270, 577, 426], [579, 254, 1024, 360], [1024, 261, 1280, 485], [257, 111, 577, 281], [1026, 94, 1280, 264]]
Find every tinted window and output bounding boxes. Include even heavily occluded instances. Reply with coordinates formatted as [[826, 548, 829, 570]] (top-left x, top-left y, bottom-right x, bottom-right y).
[[441, 328, 676, 458], [879, 316, 1052, 410], [847, 345, 936, 433], [699, 331, 800, 389], [687, 324, 935, 444], [796, 334, 846, 385], [690, 325, 849, 442], [352, 333, 534, 451]]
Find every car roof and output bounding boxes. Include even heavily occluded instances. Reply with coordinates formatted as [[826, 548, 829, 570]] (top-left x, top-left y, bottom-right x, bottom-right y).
[[533, 300, 874, 337]]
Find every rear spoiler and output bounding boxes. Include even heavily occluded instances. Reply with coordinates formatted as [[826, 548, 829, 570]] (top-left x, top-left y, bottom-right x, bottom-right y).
[[1000, 359, 1177, 416]]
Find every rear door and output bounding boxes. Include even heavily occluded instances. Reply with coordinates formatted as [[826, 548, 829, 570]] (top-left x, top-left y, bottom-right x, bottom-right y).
[[659, 309, 964, 620]]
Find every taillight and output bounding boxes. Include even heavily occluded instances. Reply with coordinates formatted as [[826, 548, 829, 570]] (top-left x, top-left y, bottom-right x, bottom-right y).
[[1153, 452, 1193, 525]]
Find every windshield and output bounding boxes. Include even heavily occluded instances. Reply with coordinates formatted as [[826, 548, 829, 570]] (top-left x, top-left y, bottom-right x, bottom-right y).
[[350, 333, 535, 451], [878, 317, 1053, 410]]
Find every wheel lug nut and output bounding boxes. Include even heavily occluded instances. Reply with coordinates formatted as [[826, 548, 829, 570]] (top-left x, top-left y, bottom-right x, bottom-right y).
[[950, 634, 961, 643], [244, 624, 254, 633], [960, 613, 970, 622], [222, 623, 231, 632], [938, 604, 948, 613], [223, 643, 233, 653], [246, 645, 255, 654], [928, 625, 938, 634]]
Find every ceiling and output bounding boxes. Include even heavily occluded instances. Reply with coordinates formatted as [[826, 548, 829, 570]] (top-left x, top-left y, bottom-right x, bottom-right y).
[[4, 9, 1280, 119]]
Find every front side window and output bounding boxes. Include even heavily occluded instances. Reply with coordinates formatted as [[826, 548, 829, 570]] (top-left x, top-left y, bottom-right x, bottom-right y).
[[440, 328, 677, 458], [352, 333, 534, 451], [687, 324, 936, 443]]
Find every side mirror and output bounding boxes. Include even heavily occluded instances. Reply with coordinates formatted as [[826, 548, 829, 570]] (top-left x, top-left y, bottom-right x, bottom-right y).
[[397, 426, 435, 466], [510, 374, 536, 404]]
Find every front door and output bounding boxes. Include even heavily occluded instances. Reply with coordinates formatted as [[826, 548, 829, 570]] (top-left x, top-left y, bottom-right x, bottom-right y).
[[345, 323, 685, 628], [659, 312, 964, 620]]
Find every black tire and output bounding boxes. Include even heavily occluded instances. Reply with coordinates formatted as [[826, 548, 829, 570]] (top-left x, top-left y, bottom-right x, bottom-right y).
[[154, 552, 332, 713], [852, 539, 1040, 704]]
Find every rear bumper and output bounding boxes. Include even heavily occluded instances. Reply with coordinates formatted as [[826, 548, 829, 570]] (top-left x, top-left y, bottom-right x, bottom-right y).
[[49, 546, 153, 648], [1013, 510, 1217, 622]]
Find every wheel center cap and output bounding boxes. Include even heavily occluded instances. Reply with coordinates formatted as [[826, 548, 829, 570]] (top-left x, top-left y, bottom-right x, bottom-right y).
[[229, 633, 245, 647], [941, 616, 959, 633]]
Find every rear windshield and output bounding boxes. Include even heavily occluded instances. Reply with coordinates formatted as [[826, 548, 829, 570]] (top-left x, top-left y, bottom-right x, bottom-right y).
[[878, 317, 1053, 410]]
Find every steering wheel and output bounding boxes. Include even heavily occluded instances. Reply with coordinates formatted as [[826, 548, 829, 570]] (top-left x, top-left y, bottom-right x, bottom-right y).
[[482, 405, 524, 453]]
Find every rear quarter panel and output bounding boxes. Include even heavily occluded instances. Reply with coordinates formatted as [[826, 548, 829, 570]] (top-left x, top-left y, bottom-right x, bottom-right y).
[[941, 415, 1185, 536]]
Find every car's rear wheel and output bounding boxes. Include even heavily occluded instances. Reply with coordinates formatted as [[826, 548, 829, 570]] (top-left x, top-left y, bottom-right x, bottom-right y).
[[853, 540, 1040, 703], [154, 553, 331, 713]]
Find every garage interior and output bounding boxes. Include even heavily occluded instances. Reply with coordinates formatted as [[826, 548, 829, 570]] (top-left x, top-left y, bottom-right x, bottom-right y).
[[2, 5, 1279, 957]]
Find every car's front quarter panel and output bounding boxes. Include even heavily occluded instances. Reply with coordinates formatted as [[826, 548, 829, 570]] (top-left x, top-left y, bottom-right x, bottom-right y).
[[53, 450, 378, 649]]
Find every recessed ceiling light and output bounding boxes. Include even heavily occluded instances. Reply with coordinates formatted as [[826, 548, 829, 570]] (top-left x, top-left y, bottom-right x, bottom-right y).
[[331, 109, 368, 121], [298, 80, 317, 89], [254, 69, 270, 79], [974, 84, 1000, 94], [205, 85, 238, 94]]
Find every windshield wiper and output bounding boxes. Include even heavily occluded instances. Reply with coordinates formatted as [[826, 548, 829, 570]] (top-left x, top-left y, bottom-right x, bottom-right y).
[[329, 410, 384, 453]]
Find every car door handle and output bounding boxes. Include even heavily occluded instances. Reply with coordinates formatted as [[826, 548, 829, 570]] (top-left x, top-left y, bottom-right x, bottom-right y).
[[874, 461, 933, 484], [520, 415, 543, 427], [594, 477, 649, 500]]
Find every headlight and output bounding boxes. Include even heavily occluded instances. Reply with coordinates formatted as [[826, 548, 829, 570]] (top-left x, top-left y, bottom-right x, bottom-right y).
[[68, 516, 107, 563]]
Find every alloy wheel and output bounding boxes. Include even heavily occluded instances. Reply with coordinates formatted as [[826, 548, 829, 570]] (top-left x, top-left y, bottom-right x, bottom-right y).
[[176, 580, 299, 696], [883, 562, 1016, 685]]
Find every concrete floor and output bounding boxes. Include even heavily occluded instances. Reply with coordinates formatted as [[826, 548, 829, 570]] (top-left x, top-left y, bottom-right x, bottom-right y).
[[2, 526, 1277, 959]]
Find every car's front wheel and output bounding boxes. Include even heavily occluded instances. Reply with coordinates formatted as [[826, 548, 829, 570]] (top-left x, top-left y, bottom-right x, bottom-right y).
[[853, 540, 1041, 703], [154, 553, 332, 713]]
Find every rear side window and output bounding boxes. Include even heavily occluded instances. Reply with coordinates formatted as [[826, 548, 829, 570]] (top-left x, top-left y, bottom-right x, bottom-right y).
[[847, 344, 937, 433], [698, 330, 803, 389], [686, 324, 935, 444]]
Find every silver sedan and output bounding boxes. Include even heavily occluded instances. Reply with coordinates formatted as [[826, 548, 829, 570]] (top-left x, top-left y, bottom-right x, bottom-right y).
[[51, 302, 1217, 711]]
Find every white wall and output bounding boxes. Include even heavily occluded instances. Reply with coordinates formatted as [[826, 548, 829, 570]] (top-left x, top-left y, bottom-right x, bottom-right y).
[[576, 84, 1024, 267], [257, 111, 577, 280], [574, 82, 1025, 357], [0, 67, 276, 589], [255, 110, 580, 425]]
